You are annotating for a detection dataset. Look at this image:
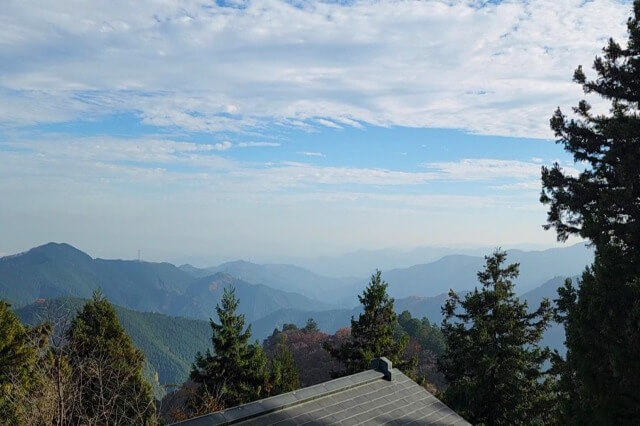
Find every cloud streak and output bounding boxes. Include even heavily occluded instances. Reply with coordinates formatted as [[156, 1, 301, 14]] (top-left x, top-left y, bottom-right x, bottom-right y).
[[0, 0, 631, 137]]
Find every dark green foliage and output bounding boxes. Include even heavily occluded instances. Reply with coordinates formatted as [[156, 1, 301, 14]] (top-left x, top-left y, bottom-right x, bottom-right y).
[[396, 310, 445, 356], [0, 301, 38, 423], [395, 310, 447, 390], [325, 270, 413, 376], [439, 251, 554, 426], [302, 318, 319, 333], [282, 323, 299, 332], [552, 248, 640, 424], [540, 2, 640, 423], [190, 287, 268, 408], [15, 297, 211, 394], [66, 291, 156, 425], [267, 335, 300, 396]]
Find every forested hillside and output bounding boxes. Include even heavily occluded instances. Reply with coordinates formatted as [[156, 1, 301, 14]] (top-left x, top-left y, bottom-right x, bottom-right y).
[[14, 298, 211, 393], [1, 243, 330, 324], [0, 243, 193, 310]]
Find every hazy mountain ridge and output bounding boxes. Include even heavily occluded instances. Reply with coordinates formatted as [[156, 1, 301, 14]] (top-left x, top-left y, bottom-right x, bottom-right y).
[[181, 260, 361, 307], [1, 242, 585, 355], [0, 243, 331, 323], [251, 276, 570, 353], [181, 243, 592, 307], [383, 243, 592, 297], [278, 246, 493, 278], [169, 272, 332, 322]]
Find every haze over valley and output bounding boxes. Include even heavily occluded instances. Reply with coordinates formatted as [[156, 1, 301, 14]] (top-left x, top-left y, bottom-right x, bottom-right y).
[[1, 241, 590, 393]]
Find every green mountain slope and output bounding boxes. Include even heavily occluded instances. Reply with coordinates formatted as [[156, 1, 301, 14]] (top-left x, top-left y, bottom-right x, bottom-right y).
[[14, 298, 211, 393], [1, 243, 331, 324], [0, 242, 193, 311]]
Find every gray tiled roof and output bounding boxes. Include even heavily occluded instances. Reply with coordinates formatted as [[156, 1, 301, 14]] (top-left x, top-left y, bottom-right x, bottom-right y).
[[173, 358, 470, 426]]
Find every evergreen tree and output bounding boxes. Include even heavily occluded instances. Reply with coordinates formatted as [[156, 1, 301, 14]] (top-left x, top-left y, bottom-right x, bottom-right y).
[[302, 318, 319, 333], [0, 301, 38, 424], [66, 291, 156, 425], [267, 335, 300, 396], [325, 270, 413, 375], [540, 1, 640, 422], [190, 287, 268, 408], [439, 250, 554, 426]]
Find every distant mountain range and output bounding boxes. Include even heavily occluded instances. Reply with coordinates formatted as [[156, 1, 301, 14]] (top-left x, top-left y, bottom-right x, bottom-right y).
[[180, 260, 360, 307], [274, 244, 588, 278], [0, 243, 328, 323], [383, 243, 592, 297], [1, 241, 585, 375], [250, 275, 571, 354], [185, 243, 592, 303], [277, 246, 494, 278]]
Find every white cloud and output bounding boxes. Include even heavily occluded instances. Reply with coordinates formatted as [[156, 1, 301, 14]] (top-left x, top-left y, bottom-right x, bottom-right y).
[[490, 181, 542, 191], [237, 141, 281, 147], [2, 135, 581, 189], [213, 141, 232, 151], [297, 151, 326, 157], [0, 0, 631, 137], [423, 158, 543, 180]]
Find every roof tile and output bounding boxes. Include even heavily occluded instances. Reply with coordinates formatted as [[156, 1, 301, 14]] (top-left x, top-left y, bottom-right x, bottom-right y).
[[171, 365, 470, 426]]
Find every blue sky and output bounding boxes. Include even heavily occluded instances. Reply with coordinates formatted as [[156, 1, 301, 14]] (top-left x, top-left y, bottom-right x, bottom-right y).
[[0, 0, 632, 264]]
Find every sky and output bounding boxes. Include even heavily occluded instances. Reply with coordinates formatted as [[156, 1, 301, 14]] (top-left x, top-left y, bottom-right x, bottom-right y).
[[0, 0, 632, 265]]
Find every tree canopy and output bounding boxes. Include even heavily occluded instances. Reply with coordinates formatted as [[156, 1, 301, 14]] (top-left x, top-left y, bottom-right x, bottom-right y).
[[439, 250, 554, 426], [190, 287, 268, 409], [0, 301, 39, 424], [541, 1, 640, 422], [66, 291, 156, 425], [325, 270, 414, 376]]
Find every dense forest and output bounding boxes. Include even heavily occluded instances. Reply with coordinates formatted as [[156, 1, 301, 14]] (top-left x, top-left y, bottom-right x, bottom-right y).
[[2, 1, 640, 425]]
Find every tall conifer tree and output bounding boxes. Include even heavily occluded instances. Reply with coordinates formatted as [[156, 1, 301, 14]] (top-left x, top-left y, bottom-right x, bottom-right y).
[[325, 270, 413, 375], [439, 251, 553, 426], [0, 301, 38, 424], [541, 1, 640, 422], [190, 287, 268, 408], [66, 291, 156, 425]]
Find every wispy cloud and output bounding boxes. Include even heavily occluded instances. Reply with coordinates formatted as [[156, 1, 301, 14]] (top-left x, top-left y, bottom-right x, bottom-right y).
[[237, 142, 281, 148], [423, 159, 542, 180], [0, 0, 631, 137], [213, 141, 232, 151], [297, 151, 326, 157]]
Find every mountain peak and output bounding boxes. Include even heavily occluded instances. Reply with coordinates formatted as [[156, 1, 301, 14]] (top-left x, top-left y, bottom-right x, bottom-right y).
[[29, 242, 92, 260]]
